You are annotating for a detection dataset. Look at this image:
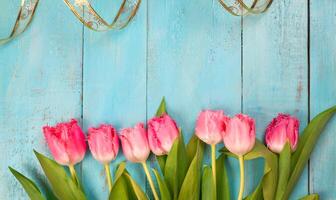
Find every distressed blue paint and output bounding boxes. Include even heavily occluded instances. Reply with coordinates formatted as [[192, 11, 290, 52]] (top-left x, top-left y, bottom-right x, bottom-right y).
[[0, 0, 82, 199], [81, 0, 147, 199], [242, 0, 308, 199], [0, 0, 336, 199], [310, 1, 336, 199], [147, 0, 242, 197]]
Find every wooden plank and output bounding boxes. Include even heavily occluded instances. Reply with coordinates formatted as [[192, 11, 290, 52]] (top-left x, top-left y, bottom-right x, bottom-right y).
[[0, 1, 83, 199], [310, 1, 336, 199], [81, 1, 147, 199], [147, 0, 242, 196], [242, 0, 308, 198], [0, 1, 19, 38]]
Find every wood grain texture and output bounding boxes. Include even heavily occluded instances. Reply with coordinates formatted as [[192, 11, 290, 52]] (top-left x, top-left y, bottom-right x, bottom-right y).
[[1, 0, 336, 199], [310, 1, 336, 199], [242, 0, 308, 198], [81, 1, 147, 199], [0, 0, 82, 199], [147, 0, 242, 197]]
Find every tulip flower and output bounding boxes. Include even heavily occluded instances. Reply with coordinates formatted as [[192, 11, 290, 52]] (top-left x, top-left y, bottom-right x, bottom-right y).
[[43, 119, 86, 183], [119, 123, 159, 200], [147, 114, 179, 156], [265, 114, 299, 200], [195, 110, 228, 195], [265, 114, 299, 153], [88, 124, 119, 191], [222, 114, 256, 200]]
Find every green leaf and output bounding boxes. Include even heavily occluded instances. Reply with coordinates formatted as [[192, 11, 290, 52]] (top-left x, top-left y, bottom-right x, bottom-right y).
[[299, 194, 319, 200], [114, 162, 126, 184], [109, 174, 131, 200], [244, 182, 263, 200], [178, 139, 204, 200], [153, 169, 172, 200], [275, 143, 291, 200], [186, 135, 199, 165], [9, 167, 45, 200], [156, 97, 167, 117], [244, 141, 278, 200], [110, 168, 149, 200], [284, 106, 336, 199], [216, 154, 230, 200], [157, 155, 167, 174], [164, 134, 188, 200], [221, 140, 278, 200], [34, 151, 86, 200], [201, 166, 215, 200], [124, 172, 148, 200]]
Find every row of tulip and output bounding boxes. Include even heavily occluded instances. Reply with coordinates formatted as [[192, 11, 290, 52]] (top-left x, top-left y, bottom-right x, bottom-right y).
[[9, 98, 336, 200]]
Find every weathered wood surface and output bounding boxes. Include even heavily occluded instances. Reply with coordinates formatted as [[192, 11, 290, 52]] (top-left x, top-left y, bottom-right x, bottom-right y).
[[0, 0, 82, 199], [0, 0, 335, 199]]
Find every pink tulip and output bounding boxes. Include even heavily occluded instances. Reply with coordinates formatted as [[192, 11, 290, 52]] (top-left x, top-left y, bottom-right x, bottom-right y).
[[223, 114, 256, 156], [195, 110, 229, 145], [43, 119, 86, 166], [88, 124, 119, 164], [147, 114, 180, 156], [119, 123, 150, 163], [265, 114, 299, 153]]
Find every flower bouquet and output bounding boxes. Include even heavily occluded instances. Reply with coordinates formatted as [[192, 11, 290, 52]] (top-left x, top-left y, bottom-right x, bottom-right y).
[[9, 98, 336, 200]]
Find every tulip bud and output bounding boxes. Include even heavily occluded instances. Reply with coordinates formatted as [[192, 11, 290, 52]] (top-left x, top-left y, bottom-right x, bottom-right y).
[[88, 124, 119, 164], [222, 114, 256, 156], [265, 114, 299, 153], [43, 119, 87, 166], [195, 110, 229, 145], [119, 123, 150, 163], [147, 114, 180, 156]]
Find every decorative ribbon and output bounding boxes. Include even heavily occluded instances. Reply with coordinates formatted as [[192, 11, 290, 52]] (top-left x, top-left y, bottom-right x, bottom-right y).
[[218, 0, 273, 16], [63, 0, 141, 31], [0, 0, 39, 45]]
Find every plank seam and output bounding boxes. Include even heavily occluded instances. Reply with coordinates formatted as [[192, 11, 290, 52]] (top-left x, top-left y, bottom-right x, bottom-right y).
[[145, 0, 150, 196], [241, 16, 244, 113], [307, 0, 311, 194]]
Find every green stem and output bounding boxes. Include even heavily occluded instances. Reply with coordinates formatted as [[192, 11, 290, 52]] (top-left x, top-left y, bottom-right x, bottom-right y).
[[104, 163, 113, 192], [211, 144, 217, 196], [275, 143, 291, 200], [69, 165, 79, 185], [238, 155, 245, 200], [142, 162, 159, 200]]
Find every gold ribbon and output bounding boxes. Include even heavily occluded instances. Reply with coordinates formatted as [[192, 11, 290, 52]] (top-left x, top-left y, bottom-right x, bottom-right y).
[[218, 0, 273, 16], [0, 0, 39, 45], [63, 0, 141, 31]]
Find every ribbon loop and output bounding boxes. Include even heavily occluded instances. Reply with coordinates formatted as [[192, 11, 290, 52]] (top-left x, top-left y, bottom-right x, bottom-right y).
[[0, 0, 39, 45], [218, 0, 273, 16], [63, 0, 141, 32]]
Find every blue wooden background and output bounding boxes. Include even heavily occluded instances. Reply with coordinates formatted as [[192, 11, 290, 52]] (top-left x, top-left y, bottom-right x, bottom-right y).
[[1, 0, 336, 199]]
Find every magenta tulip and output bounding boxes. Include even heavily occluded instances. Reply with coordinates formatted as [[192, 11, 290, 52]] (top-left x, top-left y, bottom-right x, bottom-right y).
[[88, 124, 119, 164], [119, 123, 150, 163], [265, 114, 299, 153], [195, 110, 228, 145], [222, 114, 256, 156], [196, 110, 229, 195], [43, 119, 86, 166], [222, 114, 255, 200], [147, 114, 180, 156]]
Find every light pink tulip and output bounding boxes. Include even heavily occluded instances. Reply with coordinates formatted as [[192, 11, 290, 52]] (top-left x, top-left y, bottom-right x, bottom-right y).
[[195, 110, 229, 145], [43, 119, 86, 166], [265, 114, 299, 153], [119, 123, 150, 163], [223, 114, 256, 156], [88, 124, 119, 164], [147, 114, 180, 156]]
